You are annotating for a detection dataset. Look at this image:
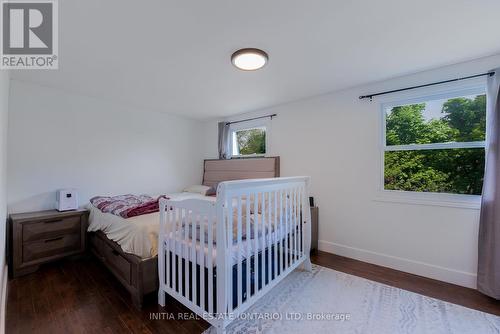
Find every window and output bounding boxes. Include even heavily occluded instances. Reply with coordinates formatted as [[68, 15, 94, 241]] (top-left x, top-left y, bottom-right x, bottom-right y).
[[229, 118, 269, 157], [231, 127, 266, 156], [230, 127, 267, 157], [382, 89, 486, 196]]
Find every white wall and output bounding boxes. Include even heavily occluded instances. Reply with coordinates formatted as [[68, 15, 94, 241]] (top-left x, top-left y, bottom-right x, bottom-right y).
[[0, 70, 10, 333], [203, 54, 500, 288], [7, 81, 205, 213]]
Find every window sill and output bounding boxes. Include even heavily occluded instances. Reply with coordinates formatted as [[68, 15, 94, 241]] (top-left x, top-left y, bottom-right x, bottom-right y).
[[373, 191, 481, 209]]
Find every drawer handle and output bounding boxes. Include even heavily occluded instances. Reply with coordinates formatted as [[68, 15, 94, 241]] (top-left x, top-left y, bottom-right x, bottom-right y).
[[44, 219, 62, 224], [111, 250, 120, 256], [44, 236, 63, 243]]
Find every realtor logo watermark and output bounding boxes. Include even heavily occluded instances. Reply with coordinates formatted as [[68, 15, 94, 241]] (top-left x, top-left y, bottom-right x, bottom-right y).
[[1, 0, 58, 69]]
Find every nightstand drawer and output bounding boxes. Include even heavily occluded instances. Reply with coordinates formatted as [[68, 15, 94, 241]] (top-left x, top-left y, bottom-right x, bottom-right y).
[[23, 233, 81, 262], [23, 216, 81, 242]]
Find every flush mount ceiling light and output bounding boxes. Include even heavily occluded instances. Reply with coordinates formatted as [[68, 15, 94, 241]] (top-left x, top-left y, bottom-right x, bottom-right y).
[[231, 48, 268, 71]]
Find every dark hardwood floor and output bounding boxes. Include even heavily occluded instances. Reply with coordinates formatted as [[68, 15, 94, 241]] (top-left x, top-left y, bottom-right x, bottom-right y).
[[7, 251, 500, 333], [6, 256, 210, 334]]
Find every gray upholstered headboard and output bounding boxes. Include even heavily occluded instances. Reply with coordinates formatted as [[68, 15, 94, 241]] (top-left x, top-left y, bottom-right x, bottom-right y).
[[202, 157, 280, 187]]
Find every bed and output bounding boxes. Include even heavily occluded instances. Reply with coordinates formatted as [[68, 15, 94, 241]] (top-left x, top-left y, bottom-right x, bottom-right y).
[[87, 157, 281, 309], [158, 163, 312, 333]]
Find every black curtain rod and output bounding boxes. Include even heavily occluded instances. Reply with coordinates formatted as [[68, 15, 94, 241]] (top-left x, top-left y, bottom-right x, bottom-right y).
[[226, 113, 277, 126], [359, 72, 495, 101]]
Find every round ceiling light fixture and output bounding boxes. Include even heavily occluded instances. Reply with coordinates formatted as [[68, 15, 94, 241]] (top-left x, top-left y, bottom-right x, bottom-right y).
[[231, 48, 268, 71]]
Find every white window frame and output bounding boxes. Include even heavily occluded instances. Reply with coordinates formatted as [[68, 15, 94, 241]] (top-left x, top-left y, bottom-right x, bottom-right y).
[[377, 81, 487, 209], [229, 118, 270, 158]]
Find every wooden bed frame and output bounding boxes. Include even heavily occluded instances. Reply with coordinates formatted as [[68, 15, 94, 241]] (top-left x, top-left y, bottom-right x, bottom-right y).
[[88, 157, 280, 309], [88, 231, 158, 308]]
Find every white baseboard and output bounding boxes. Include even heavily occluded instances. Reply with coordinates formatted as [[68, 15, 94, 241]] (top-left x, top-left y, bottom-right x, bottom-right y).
[[0, 264, 6, 334], [318, 240, 477, 289]]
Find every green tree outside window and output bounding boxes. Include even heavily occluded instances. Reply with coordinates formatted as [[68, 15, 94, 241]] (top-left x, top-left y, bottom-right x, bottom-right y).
[[384, 95, 485, 195], [235, 128, 266, 155]]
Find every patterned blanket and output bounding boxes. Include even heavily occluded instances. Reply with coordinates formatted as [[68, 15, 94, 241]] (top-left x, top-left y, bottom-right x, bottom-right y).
[[90, 194, 169, 219]]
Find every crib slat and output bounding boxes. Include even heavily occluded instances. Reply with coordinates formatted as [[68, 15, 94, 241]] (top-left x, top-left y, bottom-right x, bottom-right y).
[[253, 193, 259, 295], [300, 186, 304, 258], [176, 208, 181, 294], [172, 208, 176, 291], [191, 211, 197, 305], [259, 192, 266, 289], [237, 196, 242, 307], [181, 210, 185, 293], [290, 190, 294, 265], [171, 207, 176, 290], [266, 192, 271, 285], [289, 189, 293, 267], [207, 211, 214, 314], [273, 190, 278, 279], [294, 188, 298, 264], [172, 208, 176, 292], [285, 189, 290, 269], [159, 205, 164, 293], [261, 192, 266, 287], [296, 188, 300, 259], [225, 200, 231, 313], [291, 189, 294, 264], [279, 190, 284, 273], [164, 204, 170, 289], [216, 196, 227, 318], [297, 187, 301, 258], [227, 198, 234, 311], [299, 188, 302, 257], [182, 208, 187, 295], [172, 208, 179, 291], [200, 213, 206, 310], [184, 210, 189, 298], [245, 192, 251, 302], [289, 190, 292, 265]]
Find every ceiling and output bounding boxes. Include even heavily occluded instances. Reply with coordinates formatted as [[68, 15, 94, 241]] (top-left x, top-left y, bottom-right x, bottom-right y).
[[11, 0, 500, 120]]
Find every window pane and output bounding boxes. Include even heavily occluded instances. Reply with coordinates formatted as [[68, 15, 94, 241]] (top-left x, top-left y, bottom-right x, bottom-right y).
[[385, 94, 486, 146], [384, 148, 485, 195], [233, 127, 266, 155]]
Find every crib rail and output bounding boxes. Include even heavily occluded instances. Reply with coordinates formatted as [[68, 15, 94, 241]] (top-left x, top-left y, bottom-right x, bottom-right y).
[[158, 198, 217, 316], [158, 177, 311, 333]]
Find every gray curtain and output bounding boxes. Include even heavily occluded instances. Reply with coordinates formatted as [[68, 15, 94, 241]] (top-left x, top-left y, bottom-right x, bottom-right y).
[[218, 121, 230, 159], [478, 69, 500, 299]]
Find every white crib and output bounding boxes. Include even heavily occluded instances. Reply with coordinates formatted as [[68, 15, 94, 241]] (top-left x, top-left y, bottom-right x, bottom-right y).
[[158, 177, 312, 333]]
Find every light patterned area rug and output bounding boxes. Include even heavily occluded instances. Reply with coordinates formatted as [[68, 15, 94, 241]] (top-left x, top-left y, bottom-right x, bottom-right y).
[[204, 265, 500, 334]]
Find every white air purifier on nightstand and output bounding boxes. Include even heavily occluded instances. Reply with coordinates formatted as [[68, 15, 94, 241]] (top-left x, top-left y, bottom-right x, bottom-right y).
[[56, 189, 79, 211]]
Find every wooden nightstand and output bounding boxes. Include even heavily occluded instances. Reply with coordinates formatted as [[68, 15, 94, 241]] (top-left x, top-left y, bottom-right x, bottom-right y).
[[9, 209, 89, 278]]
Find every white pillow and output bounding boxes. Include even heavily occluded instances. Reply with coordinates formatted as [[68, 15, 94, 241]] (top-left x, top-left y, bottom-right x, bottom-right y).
[[183, 185, 211, 195]]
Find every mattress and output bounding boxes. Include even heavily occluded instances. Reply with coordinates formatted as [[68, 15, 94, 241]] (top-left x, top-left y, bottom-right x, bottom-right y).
[[165, 195, 298, 266], [87, 192, 214, 259], [88, 192, 299, 266], [165, 221, 297, 267]]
